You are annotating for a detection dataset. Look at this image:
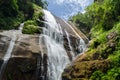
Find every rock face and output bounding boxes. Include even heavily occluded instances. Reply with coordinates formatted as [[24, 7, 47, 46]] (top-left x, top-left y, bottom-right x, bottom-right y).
[[0, 32, 41, 80], [0, 35, 10, 59], [62, 31, 120, 80], [62, 57, 111, 80], [55, 16, 88, 60], [0, 13, 87, 80]]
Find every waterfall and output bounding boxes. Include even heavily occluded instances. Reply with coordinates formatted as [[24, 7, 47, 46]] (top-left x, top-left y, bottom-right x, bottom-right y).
[[39, 9, 70, 80], [38, 9, 87, 80], [64, 30, 75, 60], [18, 23, 24, 41], [0, 9, 87, 79], [78, 37, 87, 54], [62, 20, 87, 54]]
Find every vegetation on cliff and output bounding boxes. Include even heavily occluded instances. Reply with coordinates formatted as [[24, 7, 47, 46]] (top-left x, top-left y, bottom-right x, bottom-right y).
[[63, 0, 120, 80], [0, 0, 47, 30]]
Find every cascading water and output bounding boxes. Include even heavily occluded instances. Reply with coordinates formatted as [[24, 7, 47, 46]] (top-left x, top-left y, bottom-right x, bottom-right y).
[[18, 23, 24, 41], [39, 9, 70, 80], [78, 37, 87, 53], [38, 9, 87, 80], [63, 20, 87, 54], [64, 30, 75, 60], [0, 31, 17, 80], [0, 23, 24, 80]]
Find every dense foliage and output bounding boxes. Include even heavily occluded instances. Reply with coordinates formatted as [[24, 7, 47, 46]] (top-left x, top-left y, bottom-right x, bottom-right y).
[[0, 0, 47, 29], [70, 0, 120, 79], [70, 0, 120, 38]]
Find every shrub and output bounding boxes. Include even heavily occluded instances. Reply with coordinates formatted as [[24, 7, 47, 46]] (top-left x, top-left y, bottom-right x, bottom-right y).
[[22, 25, 40, 34], [90, 71, 104, 80], [22, 20, 41, 34], [24, 20, 37, 26], [32, 4, 44, 20]]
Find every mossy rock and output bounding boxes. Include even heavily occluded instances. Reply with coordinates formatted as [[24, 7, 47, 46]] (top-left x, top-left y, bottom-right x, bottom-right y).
[[62, 59, 111, 80]]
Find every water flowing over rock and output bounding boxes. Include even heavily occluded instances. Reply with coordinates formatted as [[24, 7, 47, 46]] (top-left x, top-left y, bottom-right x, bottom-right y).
[[0, 31, 17, 80], [0, 10, 87, 80], [39, 9, 70, 80]]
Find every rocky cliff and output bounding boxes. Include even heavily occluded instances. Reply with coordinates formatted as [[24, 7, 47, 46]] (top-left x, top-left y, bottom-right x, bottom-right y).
[[0, 13, 88, 80]]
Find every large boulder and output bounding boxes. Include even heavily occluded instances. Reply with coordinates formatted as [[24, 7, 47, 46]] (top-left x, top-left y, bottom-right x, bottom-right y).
[[0, 31, 48, 80]]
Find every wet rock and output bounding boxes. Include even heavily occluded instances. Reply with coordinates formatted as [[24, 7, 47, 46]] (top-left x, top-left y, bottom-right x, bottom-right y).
[[69, 35, 78, 53], [106, 31, 119, 40], [12, 35, 41, 58], [0, 35, 10, 59], [63, 33, 81, 60], [0, 33, 49, 80], [0, 59, 3, 69], [2, 57, 37, 80], [106, 31, 119, 51], [0, 13, 88, 80]]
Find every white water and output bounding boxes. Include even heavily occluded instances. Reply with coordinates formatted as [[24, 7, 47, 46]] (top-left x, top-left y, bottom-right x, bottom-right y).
[[78, 38, 87, 53], [17, 23, 24, 41], [63, 20, 87, 53], [3, 33, 16, 61], [39, 9, 70, 80], [64, 30, 75, 60]]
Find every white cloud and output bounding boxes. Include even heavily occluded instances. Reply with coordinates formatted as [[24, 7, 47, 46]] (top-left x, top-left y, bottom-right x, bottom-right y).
[[47, 0, 94, 19], [55, 0, 64, 4], [55, 0, 93, 5], [55, 0, 93, 11]]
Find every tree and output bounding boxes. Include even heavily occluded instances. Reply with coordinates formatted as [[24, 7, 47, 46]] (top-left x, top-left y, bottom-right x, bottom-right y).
[[31, 0, 48, 8], [0, 0, 18, 16]]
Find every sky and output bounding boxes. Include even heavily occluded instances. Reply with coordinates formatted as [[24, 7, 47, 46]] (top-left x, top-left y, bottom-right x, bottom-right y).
[[46, 0, 94, 20]]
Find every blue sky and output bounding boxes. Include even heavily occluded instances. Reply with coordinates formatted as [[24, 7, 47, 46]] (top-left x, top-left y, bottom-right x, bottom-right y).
[[46, 0, 94, 20]]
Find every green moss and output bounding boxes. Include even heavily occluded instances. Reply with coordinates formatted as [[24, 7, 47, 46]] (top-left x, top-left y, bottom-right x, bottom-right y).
[[22, 20, 41, 34]]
